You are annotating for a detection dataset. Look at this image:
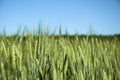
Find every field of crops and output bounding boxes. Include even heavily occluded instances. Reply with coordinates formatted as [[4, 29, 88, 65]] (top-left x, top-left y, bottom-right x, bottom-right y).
[[0, 30, 120, 80]]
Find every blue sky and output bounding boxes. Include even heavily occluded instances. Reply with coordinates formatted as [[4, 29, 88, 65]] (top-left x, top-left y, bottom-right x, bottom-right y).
[[0, 0, 120, 35]]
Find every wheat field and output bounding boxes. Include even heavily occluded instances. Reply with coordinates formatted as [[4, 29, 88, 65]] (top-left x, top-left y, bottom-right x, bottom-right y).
[[0, 29, 120, 80]]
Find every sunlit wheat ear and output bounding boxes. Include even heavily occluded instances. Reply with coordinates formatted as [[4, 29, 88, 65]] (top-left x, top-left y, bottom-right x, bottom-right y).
[[29, 41, 32, 60], [16, 47, 22, 72], [52, 65, 57, 80], [11, 44, 16, 69], [34, 40, 38, 59], [102, 70, 108, 80], [35, 58, 43, 79], [63, 54, 68, 79], [37, 37, 41, 56], [80, 71, 84, 80], [50, 58, 57, 80]]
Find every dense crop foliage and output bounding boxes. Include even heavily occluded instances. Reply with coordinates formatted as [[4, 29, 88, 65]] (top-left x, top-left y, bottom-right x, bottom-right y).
[[0, 30, 120, 80]]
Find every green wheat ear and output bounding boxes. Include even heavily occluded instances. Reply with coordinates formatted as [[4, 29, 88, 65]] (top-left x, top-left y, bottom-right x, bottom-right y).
[[1, 62, 7, 80], [1, 40, 7, 57], [11, 44, 16, 69]]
